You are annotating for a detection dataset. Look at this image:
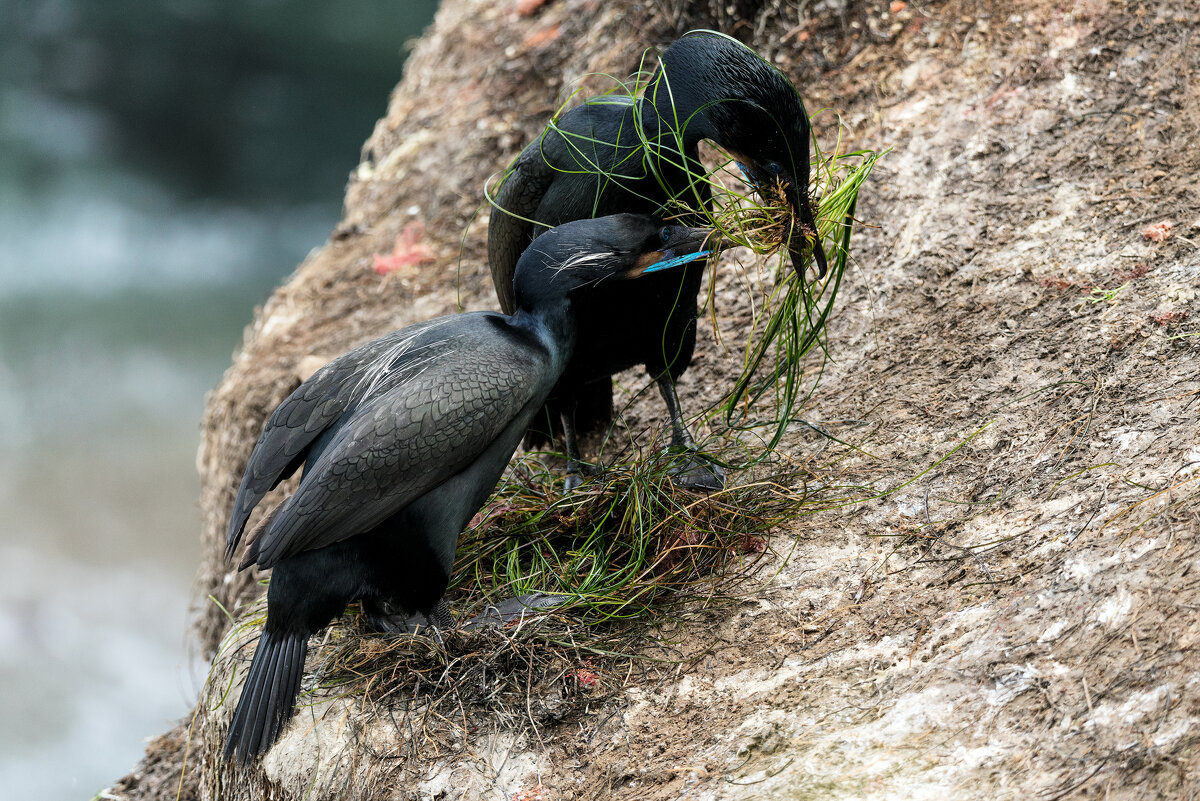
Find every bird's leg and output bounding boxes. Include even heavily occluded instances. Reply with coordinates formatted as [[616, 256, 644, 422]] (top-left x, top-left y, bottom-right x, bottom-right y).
[[427, 597, 455, 630], [656, 375, 726, 491], [562, 400, 600, 491], [657, 374, 695, 450], [419, 597, 453, 645]]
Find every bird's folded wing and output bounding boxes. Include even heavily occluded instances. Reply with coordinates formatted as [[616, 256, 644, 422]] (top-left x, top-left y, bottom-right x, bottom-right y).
[[489, 97, 647, 315], [225, 316, 461, 555], [244, 320, 548, 569], [488, 140, 558, 315]]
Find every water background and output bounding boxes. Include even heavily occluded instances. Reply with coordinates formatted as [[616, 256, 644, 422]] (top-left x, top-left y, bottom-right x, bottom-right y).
[[0, 2, 437, 796]]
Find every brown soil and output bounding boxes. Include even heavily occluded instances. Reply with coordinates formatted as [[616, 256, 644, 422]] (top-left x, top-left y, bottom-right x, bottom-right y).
[[106, 0, 1200, 798]]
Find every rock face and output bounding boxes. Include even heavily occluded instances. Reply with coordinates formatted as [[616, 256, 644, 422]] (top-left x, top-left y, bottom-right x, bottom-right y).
[[111, 0, 1200, 798]]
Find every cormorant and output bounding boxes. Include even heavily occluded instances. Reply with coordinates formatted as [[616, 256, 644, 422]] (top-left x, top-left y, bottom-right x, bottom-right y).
[[488, 31, 827, 491], [221, 214, 715, 764]]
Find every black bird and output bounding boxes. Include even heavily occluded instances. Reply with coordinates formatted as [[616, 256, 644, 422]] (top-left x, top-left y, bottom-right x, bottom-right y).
[[488, 31, 826, 491], [221, 214, 714, 764]]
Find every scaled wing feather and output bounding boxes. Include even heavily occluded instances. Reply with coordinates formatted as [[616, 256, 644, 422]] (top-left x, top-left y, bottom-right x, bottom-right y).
[[225, 317, 462, 556], [244, 319, 548, 569]]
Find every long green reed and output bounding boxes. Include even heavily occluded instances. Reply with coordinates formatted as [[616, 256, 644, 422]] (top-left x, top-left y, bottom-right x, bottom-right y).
[[446, 446, 816, 628], [707, 143, 881, 453]]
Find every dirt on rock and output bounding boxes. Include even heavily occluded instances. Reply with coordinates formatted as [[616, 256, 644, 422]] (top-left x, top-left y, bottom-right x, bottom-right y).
[[108, 0, 1199, 798]]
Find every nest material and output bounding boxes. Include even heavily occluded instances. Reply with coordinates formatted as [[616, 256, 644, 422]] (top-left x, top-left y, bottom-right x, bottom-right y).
[[704, 147, 881, 261], [710, 175, 795, 255], [451, 451, 814, 624], [201, 446, 822, 778], [313, 618, 606, 761]]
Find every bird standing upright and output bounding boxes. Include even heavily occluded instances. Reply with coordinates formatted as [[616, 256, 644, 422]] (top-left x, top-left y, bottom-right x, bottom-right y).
[[488, 31, 826, 491], [220, 214, 715, 764]]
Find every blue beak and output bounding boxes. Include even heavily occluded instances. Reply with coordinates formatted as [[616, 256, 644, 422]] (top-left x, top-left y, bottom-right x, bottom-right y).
[[643, 250, 711, 274]]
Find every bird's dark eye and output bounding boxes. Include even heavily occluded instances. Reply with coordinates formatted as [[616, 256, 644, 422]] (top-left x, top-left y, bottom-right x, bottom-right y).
[[659, 226, 672, 244], [765, 161, 784, 176]]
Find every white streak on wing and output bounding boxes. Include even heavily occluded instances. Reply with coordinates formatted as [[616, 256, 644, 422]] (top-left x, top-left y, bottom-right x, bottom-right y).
[[352, 321, 457, 401]]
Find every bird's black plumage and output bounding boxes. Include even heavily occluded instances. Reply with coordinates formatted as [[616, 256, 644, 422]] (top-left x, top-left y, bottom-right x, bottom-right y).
[[488, 32, 825, 489], [221, 214, 714, 764]]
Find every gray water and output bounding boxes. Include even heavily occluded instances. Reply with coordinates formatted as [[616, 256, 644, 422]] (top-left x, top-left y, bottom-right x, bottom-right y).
[[0, 2, 436, 796]]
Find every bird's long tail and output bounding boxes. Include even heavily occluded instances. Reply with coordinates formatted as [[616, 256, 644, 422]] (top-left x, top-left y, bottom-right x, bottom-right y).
[[223, 628, 308, 764]]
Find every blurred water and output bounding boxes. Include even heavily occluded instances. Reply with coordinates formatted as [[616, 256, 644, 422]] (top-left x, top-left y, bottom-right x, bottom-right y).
[[0, 186, 324, 799], [0, 188, 296, 800], [0, 1, 436, 796]]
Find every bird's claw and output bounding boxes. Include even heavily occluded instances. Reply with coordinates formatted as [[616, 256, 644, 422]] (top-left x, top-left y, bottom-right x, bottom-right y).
[[367, 612, 446, 644], [366, 597, 454, 644]]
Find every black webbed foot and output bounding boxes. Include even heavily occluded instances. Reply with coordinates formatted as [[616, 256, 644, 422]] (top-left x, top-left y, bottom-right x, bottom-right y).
[[564, 460, 602, 492], [463, 593, 562, 629], [365, 597, 454, 643], [561, 401, 604, 492], [653, 375, 724, 490], [665, 448, 726, 491]]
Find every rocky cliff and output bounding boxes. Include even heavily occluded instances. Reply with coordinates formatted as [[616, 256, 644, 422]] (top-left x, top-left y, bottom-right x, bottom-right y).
[[109, 0, 1200, 798]]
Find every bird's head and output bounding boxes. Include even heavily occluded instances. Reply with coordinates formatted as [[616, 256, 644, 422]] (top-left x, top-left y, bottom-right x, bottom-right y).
[[650, 32, 828, 279], [512, 214, 717, 310]]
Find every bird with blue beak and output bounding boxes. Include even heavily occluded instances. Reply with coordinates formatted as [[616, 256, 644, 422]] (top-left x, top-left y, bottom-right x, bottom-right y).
[[221, 214, 719, 764]]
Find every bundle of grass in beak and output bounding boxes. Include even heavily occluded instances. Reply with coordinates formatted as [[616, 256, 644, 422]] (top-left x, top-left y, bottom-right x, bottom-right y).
[[698, 137, 883, 454]]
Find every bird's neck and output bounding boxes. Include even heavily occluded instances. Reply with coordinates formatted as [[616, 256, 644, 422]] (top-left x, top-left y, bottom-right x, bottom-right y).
[[638, 94, 706, 161], [509, 302, 576, 374]]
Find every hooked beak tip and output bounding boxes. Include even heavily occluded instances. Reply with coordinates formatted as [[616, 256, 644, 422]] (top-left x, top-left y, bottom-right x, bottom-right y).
[[789, 236, 827, 281], [782, 183, 828, 280], [812, 239, 829, 279]]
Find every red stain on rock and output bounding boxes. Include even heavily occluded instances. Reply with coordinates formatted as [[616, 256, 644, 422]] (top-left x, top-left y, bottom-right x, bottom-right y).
[[568, 667, 600, 687], [516, 0, 549, 16], [1142, 220, 1173, 241], [522, 23, 561, 49], [1152, 310, 1188, 326], [372, 221, 436, 274]]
